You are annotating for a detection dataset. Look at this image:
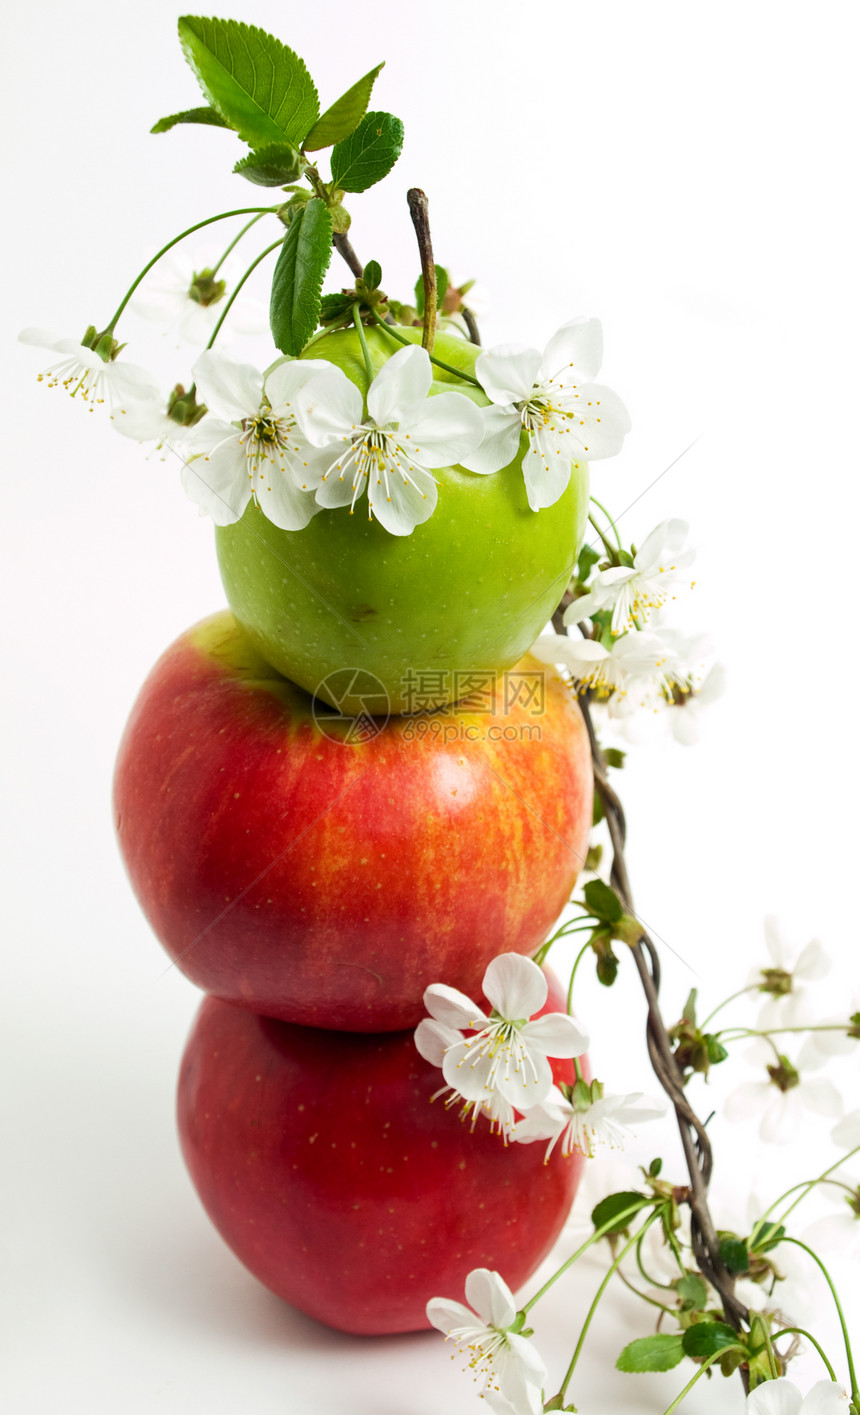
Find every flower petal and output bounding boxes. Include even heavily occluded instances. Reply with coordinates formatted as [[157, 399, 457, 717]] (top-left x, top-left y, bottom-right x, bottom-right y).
[[801, 1078, 843, 1119], [180, 439, 251, 525], [425, 1296, 478, 1334], [475, 345, 542, 405], [747, 1378, 804, 1415], [832, 1110, 860, 1148], [402, 391, 484, 466], [521, 1012, 590, 1058], [464, 1268, 516, 1329], [460, 406, 523, 475], [366, 455, 438, 535], [367, 344, 432, 425], [414, 1018, 460, 1068], [423, 983, 487, 1031], [192, 350, 263, 422], [294, 363, 363, 446], [483, 954, 547, 1020], [800, 1382, 851, 1415], [255, 468, 322, 532], [562, 382, 631, 460], [264, 356, 338, 411], [521, 439, 575, 511], [795, 938, 830, 980], [541, 316, 603, 383]]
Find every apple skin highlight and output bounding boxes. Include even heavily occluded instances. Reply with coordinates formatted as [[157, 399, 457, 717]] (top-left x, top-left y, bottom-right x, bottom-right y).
[[114, 610, 593, 1032], [177, 979, 585, 1335]]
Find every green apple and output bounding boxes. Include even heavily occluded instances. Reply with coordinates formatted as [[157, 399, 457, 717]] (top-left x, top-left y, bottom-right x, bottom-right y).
[[215, 325, 589, 714]]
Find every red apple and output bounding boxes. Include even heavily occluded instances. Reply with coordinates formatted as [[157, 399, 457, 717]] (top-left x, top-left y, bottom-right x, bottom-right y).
[[114, 610, 592, 1031], [177, 982, 585, 1335]]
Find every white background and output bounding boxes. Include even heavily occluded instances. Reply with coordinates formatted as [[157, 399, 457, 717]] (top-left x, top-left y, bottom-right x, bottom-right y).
[[2, 1, 859, 1411]]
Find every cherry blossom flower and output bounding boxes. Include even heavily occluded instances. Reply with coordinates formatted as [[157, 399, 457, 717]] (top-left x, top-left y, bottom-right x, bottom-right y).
[[798, 997, 860, 1071], [667, 660, 727, 745], [745, 1378, 850, 1415], [565, 519, 695, 635], [130, 247, 267, 345], [181, 349, 332, 529], [461, 317, 630, 510], [530, 630, 681, 718], [19, 327, 158, 414], [426, 1268, 546, 1415], [752, 917, 831, 1032], [414, 1017, 518, 1140], [724, 1042, 842, 1144], [293, 344, 483, 536], [801, 1167, 860, 1261], [513, 1081, 666, 1160], [418, 953, 588, 1111]]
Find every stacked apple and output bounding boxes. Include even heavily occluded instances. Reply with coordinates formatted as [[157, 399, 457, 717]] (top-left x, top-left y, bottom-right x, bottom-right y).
[[113, 327, 595, 1334]]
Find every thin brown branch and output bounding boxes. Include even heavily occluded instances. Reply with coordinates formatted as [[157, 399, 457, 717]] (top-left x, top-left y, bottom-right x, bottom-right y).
[[407, 188, 436, 354], [332, 231, 363, 279]]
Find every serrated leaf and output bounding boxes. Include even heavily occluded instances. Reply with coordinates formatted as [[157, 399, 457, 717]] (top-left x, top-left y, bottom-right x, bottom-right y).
[[718, 1235, 749, 1275], [617, 1334, 685, 1373], [304, 62, 384, 151], [234, 143, 303, 187], [591, 1191, 647, 1234], [151, 105, 232, 134], [330, 110, 404, 193], [682, 1322, 744, 1358], [178, 16, 319, 150], [677, 1273, 709, 1309], [583, 878, 623, 924], [269, 198, 333, 355]]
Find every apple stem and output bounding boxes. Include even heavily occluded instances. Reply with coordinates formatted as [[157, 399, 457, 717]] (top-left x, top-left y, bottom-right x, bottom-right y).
[[407, 187, 436, 355]]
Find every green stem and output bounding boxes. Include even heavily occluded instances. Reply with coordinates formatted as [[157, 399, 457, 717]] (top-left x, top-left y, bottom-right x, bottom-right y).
[[367, 309, 482, 386], [635, 1230, 676, 1290], [749, 1145, 860, 1238], [353, 303, 376, 385], [772, 1329, 838, 1382], [557, 1212, 662, 1401], [757, 1320, 780, 1380], [205, 239, 284, 351], [104, 206, 276, 331], [780, 1237, 858, 1400], [532, 924, 594, 969], [661, 1349, 747, 1415], [521, 1199, 651, 1314], [589, 496, 623, 549], [615, 1264, 675, 1313], [211, 210, 269, 276], [566, 940, 596, 1013], [700, 983, 765, 1028], [587, 511, 616, 561], [717, 1025, 855, 1043]]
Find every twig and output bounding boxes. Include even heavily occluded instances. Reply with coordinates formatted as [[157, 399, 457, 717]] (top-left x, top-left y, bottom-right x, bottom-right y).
[[332, 231, 364, 280], [407, 187, 436, 354]]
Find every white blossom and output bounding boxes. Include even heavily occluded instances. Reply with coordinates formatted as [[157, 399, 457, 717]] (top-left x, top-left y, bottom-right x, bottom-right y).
[[181, 349, 331, 529], [19, 327, 158, 413], [798, 997, 860, 1071], [745, 1378, 850, 1415], [130, 247, 267, 345], [461, 317, 630, 510], [832, 1111, 860, 1150], [294, 343, 483, 536], [753, 916, 831, 1032], [725, 1041, 842, 1144], [418, 953, 588, 1111], [426, 1268, 546, 1415], [530, 629, 681, 718], [513, 1082, 666, 1160], [566, 519, 695, 635], [414, 1017, 518, 1140]]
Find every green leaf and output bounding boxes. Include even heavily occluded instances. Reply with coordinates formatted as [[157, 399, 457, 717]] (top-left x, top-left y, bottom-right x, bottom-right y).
[[319, 292, 353, 325], [677, 1273, 709, 1309], [617, 1334, 685, 1373], [682, 1322, 744, 1358], [592, 792, 605, 826], [595, 941, 619, 988], [648, 1157, 663, 1178], [330, 110, 404, 193], [269, 198, 333, 355], [718, 1235, 749, 1275], [363, 260, 382, 291], [233, 143, 303, 187], [576, 542, 601, 582], [603, 747, 626, 770], [178, 16, 319, 150], [583, 878, 623, 924], [150, 105, 232, 134], [591, 1191, 648, 1234], [304, 62, 385, 151], [749, 1221, 785, 1253]]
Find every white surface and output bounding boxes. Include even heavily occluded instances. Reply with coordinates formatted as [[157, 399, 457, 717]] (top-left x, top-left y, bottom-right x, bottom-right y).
[[2, 2, 859, 1411]]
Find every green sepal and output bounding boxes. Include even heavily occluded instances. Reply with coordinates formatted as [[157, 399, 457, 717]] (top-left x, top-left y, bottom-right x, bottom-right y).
[[151, 105, 232, 134], [616, 1334, 685, 1373], [591, 1191, 648, 1234], [682, 1321, 746, 1358], [330, 110, 404, 193], [706, 1035, 729, 1065], [269, 198, 333, 355], [177, 16, 319, 150], [583, 878, 623, 924], [304, 62, 385, 151], [233, 142, 304, 187], [648, 1157, 663, 1178], [319, 292, 354, 325]]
